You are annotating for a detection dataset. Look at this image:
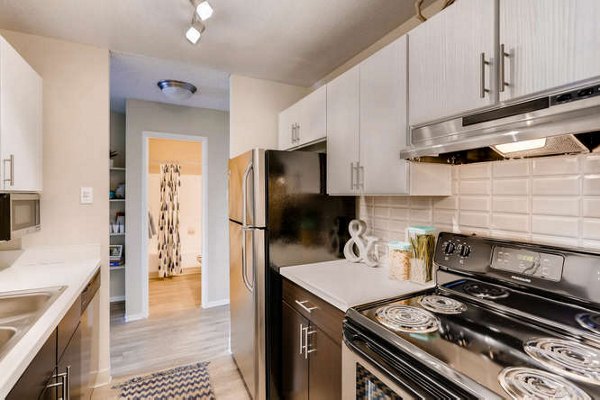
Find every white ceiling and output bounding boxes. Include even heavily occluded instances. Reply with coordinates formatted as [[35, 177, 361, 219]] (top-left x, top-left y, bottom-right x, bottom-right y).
[[0, 0, 426, 87], [110, 52, 230, 113]]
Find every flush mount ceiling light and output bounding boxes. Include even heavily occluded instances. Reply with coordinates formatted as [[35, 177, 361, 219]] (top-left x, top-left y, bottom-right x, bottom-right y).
[[157, 80, 198, 100], [191, 0, 214, 21], [185, 15, 206, 44]]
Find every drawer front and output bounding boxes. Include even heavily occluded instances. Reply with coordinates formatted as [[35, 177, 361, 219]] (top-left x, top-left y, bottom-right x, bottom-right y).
[[283, 278, 344, 344]]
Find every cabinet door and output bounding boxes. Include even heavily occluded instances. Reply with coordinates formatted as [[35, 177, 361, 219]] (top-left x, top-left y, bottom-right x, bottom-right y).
[[0, 37, 43, 191], [359, 36, 409, 195], [326, 66, 359, 195], [500, 0, 600, 101], [278, 107, 295, 150], [297, 85, 326, 146], [54, 322, 88, 400], [408, 0, 496, 126], [7, 330, 56, 400], [281, 301, 309, 400], [307, 326, 341, 400]]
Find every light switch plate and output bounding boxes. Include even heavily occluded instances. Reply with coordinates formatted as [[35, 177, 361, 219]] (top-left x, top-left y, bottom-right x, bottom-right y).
[[80, 187, 93, 204]]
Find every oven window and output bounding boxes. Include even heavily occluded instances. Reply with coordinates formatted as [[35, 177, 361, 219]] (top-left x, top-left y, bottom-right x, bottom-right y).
[[356, 363, 402, 400]]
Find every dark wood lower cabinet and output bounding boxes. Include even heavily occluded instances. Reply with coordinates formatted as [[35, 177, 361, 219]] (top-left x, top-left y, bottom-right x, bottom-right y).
[[7, 270, 99, 400], [280, 278, 343, 400]]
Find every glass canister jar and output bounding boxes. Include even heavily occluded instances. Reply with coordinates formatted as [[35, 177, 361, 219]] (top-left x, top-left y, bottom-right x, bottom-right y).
[[387, 241, 411, 281], [407, 226, 436, 284]]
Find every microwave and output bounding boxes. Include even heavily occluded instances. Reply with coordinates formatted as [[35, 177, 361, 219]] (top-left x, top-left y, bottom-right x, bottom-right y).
[[0, 193, 41, 241]]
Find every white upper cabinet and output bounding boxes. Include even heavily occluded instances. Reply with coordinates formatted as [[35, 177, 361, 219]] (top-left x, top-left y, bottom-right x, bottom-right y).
[[0, 36, 43, 192], [408, 0, 496, 126], [326, 65, 359, 195], [499, 0, 600, 102], [278, 86, 326, 150], [360, 36, 409, 194]]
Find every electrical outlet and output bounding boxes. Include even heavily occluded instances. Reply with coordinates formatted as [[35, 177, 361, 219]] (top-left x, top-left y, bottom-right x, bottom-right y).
[[80, 187, 93, 204]]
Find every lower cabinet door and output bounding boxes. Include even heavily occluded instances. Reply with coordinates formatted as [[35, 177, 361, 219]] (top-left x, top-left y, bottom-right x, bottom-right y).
[[6, 330, 57, 400], [54, 322, 89, 400], [281, 301, 309, 400], [308, 326, 342, 400]]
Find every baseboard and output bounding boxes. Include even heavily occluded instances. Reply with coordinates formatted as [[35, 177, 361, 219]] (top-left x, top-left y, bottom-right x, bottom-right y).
[[91, 367, 112, 387], [110, 295, 125, 303], [148, 267, 201, 279], [125, 311, 148, 322], [202, 298, 229, 309]]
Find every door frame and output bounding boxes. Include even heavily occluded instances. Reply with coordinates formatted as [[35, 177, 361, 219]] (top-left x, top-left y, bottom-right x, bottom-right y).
[[140, 131, 209, 314]]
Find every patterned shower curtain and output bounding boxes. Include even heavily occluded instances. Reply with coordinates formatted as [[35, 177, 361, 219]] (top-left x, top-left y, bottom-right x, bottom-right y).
[[157, 163, 182, 278]]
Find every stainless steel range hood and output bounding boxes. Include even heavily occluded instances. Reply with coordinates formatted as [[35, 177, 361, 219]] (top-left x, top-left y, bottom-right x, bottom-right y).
[[401, 83, 600, 163]]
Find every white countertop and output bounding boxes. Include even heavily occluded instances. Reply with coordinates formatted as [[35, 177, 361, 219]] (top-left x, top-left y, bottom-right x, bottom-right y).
[[0, 245, 101, 399], [280, 259, 434, 312]]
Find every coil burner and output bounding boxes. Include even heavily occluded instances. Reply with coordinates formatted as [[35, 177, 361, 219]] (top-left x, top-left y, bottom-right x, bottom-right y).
[[374, 305, 438, 334]]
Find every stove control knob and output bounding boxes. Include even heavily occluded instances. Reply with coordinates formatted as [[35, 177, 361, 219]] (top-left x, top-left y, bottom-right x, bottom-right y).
[[460, 245, 471, 258], [444, 242, 456, 255]]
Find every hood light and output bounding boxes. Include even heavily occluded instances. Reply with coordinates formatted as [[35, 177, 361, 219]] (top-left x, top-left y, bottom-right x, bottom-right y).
[[493, 138, 547, 155]]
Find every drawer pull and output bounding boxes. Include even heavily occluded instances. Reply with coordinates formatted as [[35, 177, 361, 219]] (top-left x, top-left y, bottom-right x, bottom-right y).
[[295, 300, 318, 313]]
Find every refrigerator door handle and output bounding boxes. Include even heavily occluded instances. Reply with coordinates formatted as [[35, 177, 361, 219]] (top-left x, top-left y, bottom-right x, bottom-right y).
[[241, 229, 253, 292], [242, 161, 254, 227]]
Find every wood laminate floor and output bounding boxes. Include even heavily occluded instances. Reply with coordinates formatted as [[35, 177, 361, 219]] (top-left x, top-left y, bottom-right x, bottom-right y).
[[92, 273, 250, 399]]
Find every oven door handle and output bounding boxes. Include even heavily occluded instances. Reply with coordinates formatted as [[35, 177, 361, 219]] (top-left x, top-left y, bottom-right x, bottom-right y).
[[345, 335, 430, 399]]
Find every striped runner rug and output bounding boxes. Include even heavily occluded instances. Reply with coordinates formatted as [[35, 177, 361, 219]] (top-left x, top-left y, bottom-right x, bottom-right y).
[[113, 361, 216, 400]]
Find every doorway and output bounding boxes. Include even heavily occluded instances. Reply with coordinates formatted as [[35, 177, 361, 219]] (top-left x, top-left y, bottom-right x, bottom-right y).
[[142, 132, 209, 316]]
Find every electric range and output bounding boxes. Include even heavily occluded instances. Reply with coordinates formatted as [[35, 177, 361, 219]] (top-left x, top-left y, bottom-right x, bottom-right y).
[[343, 232, 600, 399]]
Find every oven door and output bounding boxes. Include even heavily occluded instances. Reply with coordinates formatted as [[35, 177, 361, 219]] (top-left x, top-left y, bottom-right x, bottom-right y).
[[342, 341, 416, 400]]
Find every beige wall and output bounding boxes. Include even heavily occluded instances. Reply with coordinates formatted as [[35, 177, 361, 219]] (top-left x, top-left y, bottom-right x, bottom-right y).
[[0, 30, 111, 385], [126, 99, 229, 317], [229, 75, 308, 157]]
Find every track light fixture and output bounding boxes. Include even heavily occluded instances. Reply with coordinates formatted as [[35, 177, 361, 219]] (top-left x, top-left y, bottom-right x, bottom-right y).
[[185, 14, 206, 44], [186, 0, 213, 44]]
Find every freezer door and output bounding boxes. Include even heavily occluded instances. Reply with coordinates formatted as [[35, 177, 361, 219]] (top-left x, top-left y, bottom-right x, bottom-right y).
[[229, 221, 267, 399], [228, 149, 266, 227]]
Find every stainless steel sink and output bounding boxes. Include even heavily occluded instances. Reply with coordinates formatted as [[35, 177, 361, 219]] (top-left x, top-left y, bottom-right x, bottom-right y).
[[0, 286, 65, 361]]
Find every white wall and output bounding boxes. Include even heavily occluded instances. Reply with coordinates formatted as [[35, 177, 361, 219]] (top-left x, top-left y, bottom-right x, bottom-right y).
[[126, 99, 229, 317], [0, 30, 111, 385], [360, 154, 600, 249], [229, 75, 308, 157], [148, 173, 202, 273]]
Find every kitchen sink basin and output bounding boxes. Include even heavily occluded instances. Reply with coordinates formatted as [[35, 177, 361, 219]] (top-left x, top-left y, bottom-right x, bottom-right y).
[[0, 286, 65, 361]]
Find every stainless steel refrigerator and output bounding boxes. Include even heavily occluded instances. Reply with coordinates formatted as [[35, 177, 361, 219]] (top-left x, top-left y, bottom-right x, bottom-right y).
[[228, 149, 355, 399]]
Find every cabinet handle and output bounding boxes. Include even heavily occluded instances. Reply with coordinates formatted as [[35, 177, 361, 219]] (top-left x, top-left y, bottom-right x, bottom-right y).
[[305, 328, 317, 359], [358, 164, 365, 190], [295, 299, 318, 313], [499, 44, 509, 93], [3, 154, 14, 186], [299, 323, 305, 355], [480, 52, 490, 98], [296, 123, 300, 143], [290, 124, 295, 144], [46, 366, 70, 400], [350, 162, 355, 190]]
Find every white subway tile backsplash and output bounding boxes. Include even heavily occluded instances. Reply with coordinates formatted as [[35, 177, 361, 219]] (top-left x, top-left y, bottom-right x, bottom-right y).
[[460, 163, 491, 179], [583, 155, 600, 173], [532, 216, 579, 238], [583, 176, 600, 195], [532, 156, 579, 175], [493, 179, 530, 195], [533, 176, 580, 196], [492, 197, 529, 214], [583, 198, 600, 218], [583, 219, 600, 240], [459, 211, 489, 228], [359, 154, 597, 248], [459, 180, 490, 195], [532, 197, 580, 216], [433, 196, 458, 210], [459, 196, 490, 211], [492, 213, 530, 233], [493, 159, 530, 177]]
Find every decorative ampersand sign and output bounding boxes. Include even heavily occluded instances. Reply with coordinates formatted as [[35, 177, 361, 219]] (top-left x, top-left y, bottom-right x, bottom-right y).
[[343, 220, 368, 263]]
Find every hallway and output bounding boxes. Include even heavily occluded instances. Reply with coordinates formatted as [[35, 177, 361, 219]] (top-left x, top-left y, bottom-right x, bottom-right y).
[[92, 275, 249, 399]]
